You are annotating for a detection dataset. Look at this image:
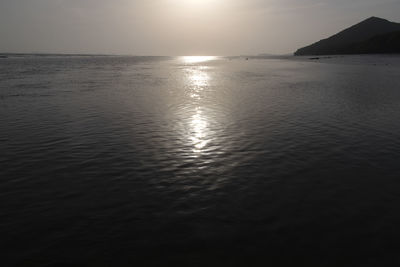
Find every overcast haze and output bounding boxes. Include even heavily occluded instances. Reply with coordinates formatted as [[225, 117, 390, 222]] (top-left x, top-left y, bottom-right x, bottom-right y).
[[1, 0, 400, 55]]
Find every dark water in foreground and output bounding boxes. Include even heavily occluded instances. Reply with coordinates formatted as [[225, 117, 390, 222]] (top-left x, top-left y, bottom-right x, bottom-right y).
[[1, 55, 400, 266]]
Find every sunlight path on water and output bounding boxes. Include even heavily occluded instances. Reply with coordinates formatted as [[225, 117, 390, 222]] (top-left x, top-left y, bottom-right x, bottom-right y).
[[180, 56, 216, 153]]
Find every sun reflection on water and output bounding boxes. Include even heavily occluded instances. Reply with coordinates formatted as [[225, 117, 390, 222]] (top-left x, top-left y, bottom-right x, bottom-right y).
[[189, 69, 209, 87], [182, 56, 217, 64], [180, 57, 216, 153], [187, 68, 210, 99], [190, 108, 209, 153]]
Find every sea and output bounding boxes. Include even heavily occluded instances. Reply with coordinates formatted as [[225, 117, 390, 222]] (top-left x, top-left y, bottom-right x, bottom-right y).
[[1, 54, 400, 266]]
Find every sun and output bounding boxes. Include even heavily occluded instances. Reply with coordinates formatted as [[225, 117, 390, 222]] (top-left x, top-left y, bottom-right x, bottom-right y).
[[175, 0, 221, 9], [183, 0, 213, 4]]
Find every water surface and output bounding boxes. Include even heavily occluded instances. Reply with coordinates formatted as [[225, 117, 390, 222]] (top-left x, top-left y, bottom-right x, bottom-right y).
[[1, 55, 400, 266]]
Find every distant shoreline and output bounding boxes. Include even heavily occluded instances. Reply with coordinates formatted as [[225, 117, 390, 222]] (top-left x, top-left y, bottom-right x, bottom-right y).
[[1, 53, 399, 60], [295, 17, 400, 56]]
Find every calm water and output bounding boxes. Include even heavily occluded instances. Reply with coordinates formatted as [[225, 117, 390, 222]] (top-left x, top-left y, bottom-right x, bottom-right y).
[[1, 55, 400, 266]]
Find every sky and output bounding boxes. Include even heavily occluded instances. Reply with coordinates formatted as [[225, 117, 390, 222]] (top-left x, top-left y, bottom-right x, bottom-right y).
[[1, 0, 400, 55]]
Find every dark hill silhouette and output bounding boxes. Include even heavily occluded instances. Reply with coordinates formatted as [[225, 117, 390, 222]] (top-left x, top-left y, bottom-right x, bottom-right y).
[[295, 17, 400, 55]]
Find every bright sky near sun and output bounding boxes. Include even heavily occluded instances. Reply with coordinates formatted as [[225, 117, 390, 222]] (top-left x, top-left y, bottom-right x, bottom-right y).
[[1, 0, 400, 55]]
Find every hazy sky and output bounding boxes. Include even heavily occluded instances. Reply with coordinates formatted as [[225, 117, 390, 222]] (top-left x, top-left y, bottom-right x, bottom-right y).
[[1, 0, 400, 55]]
